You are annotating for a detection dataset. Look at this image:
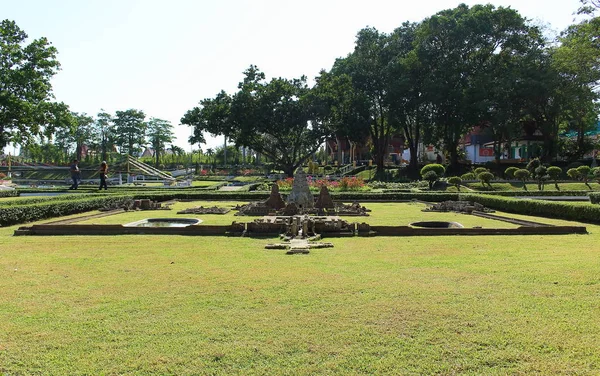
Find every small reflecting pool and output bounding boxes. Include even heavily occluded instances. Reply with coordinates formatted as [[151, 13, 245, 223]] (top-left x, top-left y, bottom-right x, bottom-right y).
[[124, 218, 201, 227]]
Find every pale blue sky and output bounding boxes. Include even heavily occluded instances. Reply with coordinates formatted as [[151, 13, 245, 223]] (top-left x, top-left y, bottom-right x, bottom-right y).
[[3, 0, 583, 152]]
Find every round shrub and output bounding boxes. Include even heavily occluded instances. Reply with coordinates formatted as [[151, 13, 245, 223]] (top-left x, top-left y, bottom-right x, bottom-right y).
[[514, 169, 530, 181], [474, 167, 488, 175], [514, 169, 530, 191], [422, 170, 439, 189], [547, 166, 562, 180], [448, 176, 462, 185], [420, 164, 445, 178], [526, 158, 541, 173], [567, 168, 581, 180], [448, 176, 462, 190], [477, 171, 494, 187], [461, 172, 475, 180], [576, 165, 591, 177], [505, 167, 518, 179]]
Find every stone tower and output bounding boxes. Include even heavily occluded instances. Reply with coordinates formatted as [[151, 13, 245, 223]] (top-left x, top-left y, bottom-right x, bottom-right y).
[[286, 167, 314, 210]]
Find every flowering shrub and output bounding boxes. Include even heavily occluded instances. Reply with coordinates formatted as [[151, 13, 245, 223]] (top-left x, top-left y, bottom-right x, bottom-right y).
[[338, 176, 365, 191], [276, 177, 294, 190], [242, 169, 259, 176], [199, 169, 209, 176], [276, 176, 366, 191]]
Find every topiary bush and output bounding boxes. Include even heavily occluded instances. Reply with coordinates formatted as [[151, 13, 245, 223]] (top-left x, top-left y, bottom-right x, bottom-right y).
[[420, 164, 445, 177], [593, 167, 600, 184], [526, 158, 541, 173], [534, 165, 548, 191], [477, 171, 494, 188], [514, 169, 530, 191], [547, 166, 562, 191], [473, 167, 488, 175], [504, 167, 518, 180], [447, 176, 462, 191], [567, 168, 581, 181], [461, 172, 475, 180], [422, 171, 439, 190], [576, 165, 592, 189], [420, 164, 445, 190]]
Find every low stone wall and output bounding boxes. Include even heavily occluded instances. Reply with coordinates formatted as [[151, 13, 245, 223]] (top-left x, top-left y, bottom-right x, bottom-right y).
[[15, 224, 242, 236], [246, 222, 287, 235], [14, 223, 587, 237]]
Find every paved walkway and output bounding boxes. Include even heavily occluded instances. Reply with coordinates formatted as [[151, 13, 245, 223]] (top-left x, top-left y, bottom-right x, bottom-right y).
[[218, 185, 246, 191]]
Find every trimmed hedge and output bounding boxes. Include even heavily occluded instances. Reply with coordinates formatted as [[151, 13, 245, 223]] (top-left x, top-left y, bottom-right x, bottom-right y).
[[0, 193, 113, 207], [129, 191, 461, 202], [590, 192, 600, 204], [0, 190, 19, 198], [460, 193, 600, 223], [16, 184, 222, 194], [475, 190, 591, 197], [0, 195, 133, 227]]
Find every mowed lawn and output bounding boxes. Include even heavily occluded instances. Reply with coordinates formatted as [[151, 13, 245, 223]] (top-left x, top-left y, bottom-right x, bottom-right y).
[[0, 202, 599, 374]]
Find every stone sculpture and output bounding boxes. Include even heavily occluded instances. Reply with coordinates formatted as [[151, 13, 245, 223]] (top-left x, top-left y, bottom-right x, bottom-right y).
[[286, 167, 314, 210]]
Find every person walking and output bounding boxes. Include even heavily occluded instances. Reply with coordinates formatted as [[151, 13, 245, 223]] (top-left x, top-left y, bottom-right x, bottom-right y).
[[98, 161, 108, 190], [69, 159, 80, 190]]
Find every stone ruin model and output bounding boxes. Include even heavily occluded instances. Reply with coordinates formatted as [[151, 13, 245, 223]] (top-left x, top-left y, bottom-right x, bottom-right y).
[[177, 206, 230, 215], [262, 215, 340, 254], [100, 198, 172, 212], [235, 168, 370, 217], [286, 167, 314, 210], [423, 201, 494, 214]]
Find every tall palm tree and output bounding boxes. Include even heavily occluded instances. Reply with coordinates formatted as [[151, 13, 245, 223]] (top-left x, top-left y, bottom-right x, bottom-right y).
[[206, 148, 214, 165]]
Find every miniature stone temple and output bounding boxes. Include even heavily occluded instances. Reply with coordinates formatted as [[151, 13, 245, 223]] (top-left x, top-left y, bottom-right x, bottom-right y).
[[235, 183, 287, 216], [286, 167, 314, 211], [264, 184, 286, 210], [314, 185, 335, 210]]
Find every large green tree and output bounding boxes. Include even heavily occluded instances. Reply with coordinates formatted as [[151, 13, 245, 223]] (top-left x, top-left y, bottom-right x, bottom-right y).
[[415, 4, 540, 170], [330, 28, 396, 173], [183, 66, 329, 177], [0, 19, 70, 150], [387, 22, 430, 176], [91, 110, 114, 162], [146, 117, 174, 167], [113, 109, 146, 156]]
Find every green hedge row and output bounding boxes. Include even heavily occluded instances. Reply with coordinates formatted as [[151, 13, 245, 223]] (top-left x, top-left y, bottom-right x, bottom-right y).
[[0, 193, 114, 207], [0, 195, 133, 227], [0, 190, 19, 198], [589, 192, 600, 204], [127, 190, 461, 202], [475, 190, 591, 197], [16, 184, 222, 194], [460, 193, 600, 223]]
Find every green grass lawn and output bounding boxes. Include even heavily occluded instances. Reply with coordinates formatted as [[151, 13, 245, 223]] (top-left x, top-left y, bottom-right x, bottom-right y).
[[1, 202, 599, 374], [75, 201, 520, 229]]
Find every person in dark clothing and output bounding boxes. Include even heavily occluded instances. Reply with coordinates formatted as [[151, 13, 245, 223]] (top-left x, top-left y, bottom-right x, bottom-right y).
[[98, 161, 108, 190], [69, 159, 80, 190]]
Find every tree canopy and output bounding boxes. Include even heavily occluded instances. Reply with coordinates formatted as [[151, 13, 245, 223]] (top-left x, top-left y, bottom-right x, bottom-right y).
[[182, 66, 331, 176], [0, 19, 70, 150]]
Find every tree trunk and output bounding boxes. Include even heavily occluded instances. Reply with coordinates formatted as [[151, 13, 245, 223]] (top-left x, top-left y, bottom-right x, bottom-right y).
[[284, 165, 295, 178], [408, 143, 419, 178], [76, 144, 83, 161], [336, 136, 343, 166], [448, 140, 459, 174]]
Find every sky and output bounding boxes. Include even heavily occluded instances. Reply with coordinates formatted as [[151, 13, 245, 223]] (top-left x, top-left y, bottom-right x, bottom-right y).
[[3, 0, 585, 154]]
